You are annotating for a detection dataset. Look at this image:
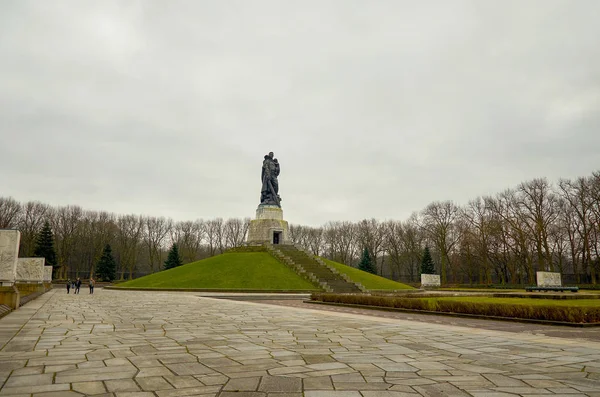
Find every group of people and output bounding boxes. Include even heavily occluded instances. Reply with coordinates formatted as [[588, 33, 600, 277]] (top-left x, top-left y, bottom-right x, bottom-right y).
[[66, 277, 95, 294]]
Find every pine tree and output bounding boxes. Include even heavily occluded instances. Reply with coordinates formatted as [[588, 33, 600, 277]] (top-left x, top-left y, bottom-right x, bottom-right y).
[[33, 221, 57, 268], [164, 243, 183, 270], [358, 247, 377, 274], [421, 246, 435, 274], [96, 244, 116, 282]]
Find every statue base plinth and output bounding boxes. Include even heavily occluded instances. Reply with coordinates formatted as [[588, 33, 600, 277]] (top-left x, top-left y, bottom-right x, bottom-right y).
[[246, 205, 290, 245]]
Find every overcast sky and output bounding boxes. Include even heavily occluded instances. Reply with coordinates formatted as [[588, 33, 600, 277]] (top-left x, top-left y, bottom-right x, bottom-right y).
[[1, 1, 599, 226]]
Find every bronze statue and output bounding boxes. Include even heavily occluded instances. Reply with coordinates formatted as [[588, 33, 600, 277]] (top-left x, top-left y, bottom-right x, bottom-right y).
[[260, 152, 281, 206]]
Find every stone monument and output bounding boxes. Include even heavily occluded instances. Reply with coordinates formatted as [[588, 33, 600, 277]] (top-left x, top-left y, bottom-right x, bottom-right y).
[[0, 230, 21, 308], [0, 230, 20, 286], [43, 266, 53, 283], [16, 258, 45, 284], [246, 152, 291, 245], [536, 271, 562, 287], [421, 274, 441, 289]]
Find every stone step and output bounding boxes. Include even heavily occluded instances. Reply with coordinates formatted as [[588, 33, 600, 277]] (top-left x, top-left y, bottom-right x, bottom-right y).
[[270, 245, 361, 293]]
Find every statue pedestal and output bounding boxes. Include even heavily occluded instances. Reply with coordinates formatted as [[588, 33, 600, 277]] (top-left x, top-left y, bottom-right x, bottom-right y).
[[246, 205, 291, 245]]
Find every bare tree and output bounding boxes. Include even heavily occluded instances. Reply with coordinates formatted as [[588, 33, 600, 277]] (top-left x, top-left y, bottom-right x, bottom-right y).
[[517, 178, 560, 272], [421, 201, 461, 283], [52, 205, 83, 279], [0, 197, 21, 229], [461, 197, 495, 284], [171, 220, 204, 264], [224, 217, 249, 249], [205, 218, 223, 256], [357, 219, 386, 274], [559, 177, 595, 282], [116, 214, 144, 280], [323, 221, 358, 266], [306, 226, 324, 256], [289, 224, 306, 245], [16, 201, 49, 257], [488, 190, 535, 284], [145, 216, 172, 273]]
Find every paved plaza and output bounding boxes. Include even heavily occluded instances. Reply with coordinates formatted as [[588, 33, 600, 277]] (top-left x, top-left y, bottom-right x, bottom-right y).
[[1, 289, 600, 396]]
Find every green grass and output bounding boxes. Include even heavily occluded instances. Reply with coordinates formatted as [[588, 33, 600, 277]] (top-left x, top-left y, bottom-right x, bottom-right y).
[[311, 293, 600, 323], [118, 252, 318, 290], [321, 258, 413, 290], [433, 296, 600, 307]]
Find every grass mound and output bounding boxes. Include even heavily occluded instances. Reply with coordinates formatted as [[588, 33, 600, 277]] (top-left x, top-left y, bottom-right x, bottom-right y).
[[118, 252, 318, 290], [321, 258, 413, 290], [311, 293, 600, 323]]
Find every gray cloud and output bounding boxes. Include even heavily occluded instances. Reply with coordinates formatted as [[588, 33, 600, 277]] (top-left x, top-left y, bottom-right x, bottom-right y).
[[1, 0, 599, 226]]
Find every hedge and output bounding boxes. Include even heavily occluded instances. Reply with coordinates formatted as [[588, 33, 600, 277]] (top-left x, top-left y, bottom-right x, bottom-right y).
[[310, 293, 600, 323]]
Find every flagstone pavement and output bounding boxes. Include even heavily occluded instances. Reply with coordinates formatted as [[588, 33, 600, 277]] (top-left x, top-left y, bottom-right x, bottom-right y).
[[1, 289, 599, 397]]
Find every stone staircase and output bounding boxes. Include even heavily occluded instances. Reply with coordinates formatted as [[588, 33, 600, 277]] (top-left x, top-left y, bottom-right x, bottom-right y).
[[266, 244, 364, 293]]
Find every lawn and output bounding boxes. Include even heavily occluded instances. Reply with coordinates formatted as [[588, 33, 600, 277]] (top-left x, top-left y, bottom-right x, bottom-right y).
[[311, 293, 600, 323], [118, 252, 318, 290], [321, 258, 413, 290]]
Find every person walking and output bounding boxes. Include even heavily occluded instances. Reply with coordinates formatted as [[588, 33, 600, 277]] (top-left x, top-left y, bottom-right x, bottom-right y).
[[66, 279, 71, 294], [75, 277, 81, 294], [89, 278, 95, 294], [71, 279, 76, 291]]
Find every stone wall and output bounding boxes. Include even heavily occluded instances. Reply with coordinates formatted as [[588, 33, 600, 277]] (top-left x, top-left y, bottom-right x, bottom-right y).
[[16, 258, 45, 283], [0, 230, 20, 286]]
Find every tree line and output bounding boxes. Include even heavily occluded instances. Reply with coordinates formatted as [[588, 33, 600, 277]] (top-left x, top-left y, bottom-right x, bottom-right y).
[[290, 171, 600, 285], [0, 170, 598, 284], [0, 200, 250, 280]]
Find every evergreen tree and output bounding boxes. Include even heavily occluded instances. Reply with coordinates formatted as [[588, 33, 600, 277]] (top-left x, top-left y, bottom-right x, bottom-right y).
[[358, 247, 377, 274], [96, 244, 116, 282], [164, 243, 183, 270], [421, 246, 435, 274], [33, 221, 57, 268]]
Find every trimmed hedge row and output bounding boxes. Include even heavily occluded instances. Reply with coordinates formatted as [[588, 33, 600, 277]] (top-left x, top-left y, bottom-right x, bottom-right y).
[[225, 246, 268, 253], [445, 283, 599, 290], [310, 293, 600, 323]]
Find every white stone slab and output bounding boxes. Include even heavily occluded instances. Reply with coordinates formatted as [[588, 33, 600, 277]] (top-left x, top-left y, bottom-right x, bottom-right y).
[[0, 230, 20, 286], [536, 271, 561, 287], [421, 274, 441, 287], [16, 257, 45, 283]]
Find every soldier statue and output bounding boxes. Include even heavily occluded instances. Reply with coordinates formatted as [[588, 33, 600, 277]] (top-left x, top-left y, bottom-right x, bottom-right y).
[[260, 151, 281, 206]]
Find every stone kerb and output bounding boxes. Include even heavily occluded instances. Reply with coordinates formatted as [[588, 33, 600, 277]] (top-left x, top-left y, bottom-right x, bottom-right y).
[[0, 230, 20, 286], [16, 258, 45, 283], [536, 271, 562, 287], [421, 274, 441, 288], [43, 266, 53, 283]]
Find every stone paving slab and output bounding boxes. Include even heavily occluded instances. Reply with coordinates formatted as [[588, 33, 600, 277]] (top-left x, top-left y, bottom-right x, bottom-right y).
[[0, 289, 599, 396]]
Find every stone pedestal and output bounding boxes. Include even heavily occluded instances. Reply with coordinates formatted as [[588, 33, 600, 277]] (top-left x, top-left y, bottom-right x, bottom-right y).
[[17, 258, 45, 283], [246, 205, 291, 245], [0, 230, 20, 286]]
